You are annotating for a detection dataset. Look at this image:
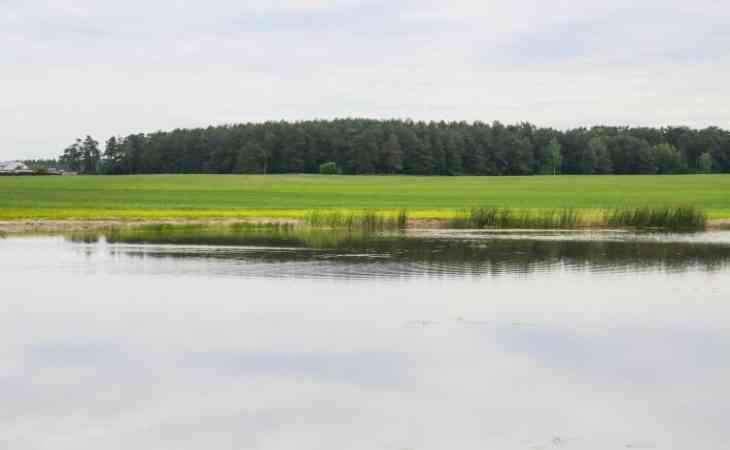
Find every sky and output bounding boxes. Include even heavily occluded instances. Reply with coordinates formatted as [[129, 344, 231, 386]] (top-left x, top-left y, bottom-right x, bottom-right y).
[[2, 0, 729, 159]]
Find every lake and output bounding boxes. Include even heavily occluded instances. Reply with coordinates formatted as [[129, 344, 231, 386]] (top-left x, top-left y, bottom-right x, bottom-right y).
[[2, 227, 730, 449]]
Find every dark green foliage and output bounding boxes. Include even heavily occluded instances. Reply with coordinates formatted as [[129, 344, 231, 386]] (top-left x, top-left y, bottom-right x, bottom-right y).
[[60, 120, 730, 175], [59, 140, 82, 172], [59, 135, 100, 174], [319, 162, 338, 174], [23, 159, 65, 171], [653, 143, 684, 174], [546, 138, 562, 175], [81, 136, 101, 174], [100, 136, 124, 174], [589, 136, 613, 174], [608, 135, 655, 174], [235, 141, 269, 174], [381, 134, 403, 173], [698, 152, 714, 174]]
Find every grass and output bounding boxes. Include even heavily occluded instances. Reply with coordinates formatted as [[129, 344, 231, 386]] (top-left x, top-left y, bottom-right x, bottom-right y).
[[304, 208, 408, 230], [0, 174, 728, 222], [449, 206, 706, 230], [69, 223, 382, 249], [605, 206, 706, 231], [449, 208, 583, 229]]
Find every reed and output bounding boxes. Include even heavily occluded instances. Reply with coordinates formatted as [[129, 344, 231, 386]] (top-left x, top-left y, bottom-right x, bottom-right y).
[[397, 208, 409, 229], [303, 209, 408, 230], [86, 223, 368, 249], [448, 207, 582, 229], [448, 206, 706, 231], [605, 206, 705, 230]]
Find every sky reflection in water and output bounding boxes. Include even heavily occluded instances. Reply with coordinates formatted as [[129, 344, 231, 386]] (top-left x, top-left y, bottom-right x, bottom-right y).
[[1, 229, 729, 450]]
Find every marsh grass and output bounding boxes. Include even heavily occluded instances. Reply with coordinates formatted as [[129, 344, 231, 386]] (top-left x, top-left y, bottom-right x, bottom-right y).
[[85, 223, 372, 249], [449, 206, 706, 231], [304, 209, 408, 230], [397, 208, 409, 229], [606, 206, 706, 231], [228, 222, 296, 232], [448, 208, 583, 229]]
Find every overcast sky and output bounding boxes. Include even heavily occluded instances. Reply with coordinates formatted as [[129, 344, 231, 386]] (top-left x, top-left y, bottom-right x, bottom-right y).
[[2, 0, 729, 159]]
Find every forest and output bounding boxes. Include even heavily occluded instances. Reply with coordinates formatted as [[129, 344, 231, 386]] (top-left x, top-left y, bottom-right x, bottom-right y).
[[55, 119, 730, 175]]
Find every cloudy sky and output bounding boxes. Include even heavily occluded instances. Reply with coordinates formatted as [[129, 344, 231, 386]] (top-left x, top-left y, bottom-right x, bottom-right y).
[[2, 0, 729, 159]]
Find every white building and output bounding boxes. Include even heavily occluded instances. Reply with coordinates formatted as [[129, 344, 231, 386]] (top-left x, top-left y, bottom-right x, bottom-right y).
[[0, 161, 33, 174]]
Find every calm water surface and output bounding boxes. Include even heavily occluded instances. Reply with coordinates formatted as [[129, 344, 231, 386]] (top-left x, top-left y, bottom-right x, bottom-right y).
[[1, 228, 730, 450]]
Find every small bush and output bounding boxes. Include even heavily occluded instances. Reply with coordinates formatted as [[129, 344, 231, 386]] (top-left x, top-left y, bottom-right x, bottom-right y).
[[319, 162, 338, 175]]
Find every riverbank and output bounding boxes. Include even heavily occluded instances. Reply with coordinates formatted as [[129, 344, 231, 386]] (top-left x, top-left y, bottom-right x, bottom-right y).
[[2, 174, 729, 232], [2, 216, 729, 234]]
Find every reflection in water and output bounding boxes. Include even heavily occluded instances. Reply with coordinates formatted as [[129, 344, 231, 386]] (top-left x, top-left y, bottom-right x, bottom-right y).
[[67, 226, 730, 278], [2, 229, 730, 450]]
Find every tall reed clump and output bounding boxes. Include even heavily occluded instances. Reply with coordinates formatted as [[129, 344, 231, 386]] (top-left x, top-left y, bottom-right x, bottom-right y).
[[448, 207, 582, 229], [605, 206, 706, 231], [397, 208, 409, 229], [448, 206, 706, 231], [304, 209, 408, 231]]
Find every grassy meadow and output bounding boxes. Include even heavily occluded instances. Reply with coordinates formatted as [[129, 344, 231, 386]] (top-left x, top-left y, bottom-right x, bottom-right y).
[[0, 174, 728, 221]]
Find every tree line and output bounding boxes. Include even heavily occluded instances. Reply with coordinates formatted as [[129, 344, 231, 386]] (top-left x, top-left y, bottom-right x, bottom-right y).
[[57, 119, 729, 175]]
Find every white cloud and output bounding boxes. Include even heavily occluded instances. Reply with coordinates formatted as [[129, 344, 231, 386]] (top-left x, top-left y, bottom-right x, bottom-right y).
[[2, 0, 729, 158]]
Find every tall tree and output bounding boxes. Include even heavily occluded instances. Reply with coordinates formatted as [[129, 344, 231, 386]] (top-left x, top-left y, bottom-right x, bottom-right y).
[[235, 141, 269, 173], [444, 130, 465, 175], [588, 137, 612, 174], [381, 133, 403, 173], [80, 135, 100, 174], [698, 152, 714, 173], [608, 135, 654, 174], [399, 127, 431, 175], [58, 120, 730, 177], [60, 139, 83, 172], [653, 143, 684, 174], [547, 138, 562, 175], [100, 136, 127, 174]]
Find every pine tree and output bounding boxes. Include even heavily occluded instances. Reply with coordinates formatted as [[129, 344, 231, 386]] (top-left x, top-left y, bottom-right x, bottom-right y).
[[382, 133, 403, 173]]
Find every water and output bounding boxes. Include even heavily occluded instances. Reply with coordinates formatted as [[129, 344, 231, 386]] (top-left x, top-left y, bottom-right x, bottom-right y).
[[2, 228, 730, 449]]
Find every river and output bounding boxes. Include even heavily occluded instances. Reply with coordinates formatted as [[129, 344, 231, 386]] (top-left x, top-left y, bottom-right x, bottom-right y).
[[1, 228, 729, 449]]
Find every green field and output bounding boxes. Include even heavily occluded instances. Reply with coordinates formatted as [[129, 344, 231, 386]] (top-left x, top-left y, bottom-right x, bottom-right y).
[[0, 174, 728, 220]]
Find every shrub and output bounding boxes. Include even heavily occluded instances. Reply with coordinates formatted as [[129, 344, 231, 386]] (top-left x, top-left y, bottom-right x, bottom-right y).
[[319, 162, 338, 175]]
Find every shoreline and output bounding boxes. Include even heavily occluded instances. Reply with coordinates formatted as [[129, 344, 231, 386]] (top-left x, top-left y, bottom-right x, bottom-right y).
[[2, 217, 729, 234]]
